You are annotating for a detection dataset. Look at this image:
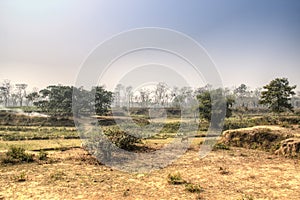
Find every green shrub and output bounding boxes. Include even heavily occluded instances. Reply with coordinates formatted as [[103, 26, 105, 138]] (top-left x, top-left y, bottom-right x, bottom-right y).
[[2, 146, 34, 164], [167, 172, 187, 185], [104, 128, 141, 150], [85, 127, 142, 161]]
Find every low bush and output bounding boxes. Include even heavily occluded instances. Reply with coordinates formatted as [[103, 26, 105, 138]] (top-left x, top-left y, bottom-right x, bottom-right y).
[[167, 172, 187, 185], [104, 128, 141, 150], [84, 127, 142, 161], [2, 146, 34, 164]]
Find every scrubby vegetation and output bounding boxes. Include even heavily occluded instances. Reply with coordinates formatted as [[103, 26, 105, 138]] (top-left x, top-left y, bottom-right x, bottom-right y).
[[167, 172, 187, 185], [2, 146, 34, 164]]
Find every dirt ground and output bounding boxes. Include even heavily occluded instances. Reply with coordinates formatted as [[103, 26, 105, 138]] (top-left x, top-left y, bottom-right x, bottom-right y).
[[0, 145, 299, 200]]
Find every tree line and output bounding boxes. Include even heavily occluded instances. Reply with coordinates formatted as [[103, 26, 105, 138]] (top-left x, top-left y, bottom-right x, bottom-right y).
[[0, 77, 298, 117]]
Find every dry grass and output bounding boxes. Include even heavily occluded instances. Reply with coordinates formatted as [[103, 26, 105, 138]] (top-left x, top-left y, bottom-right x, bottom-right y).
[[0, 144, 299, 199], [0, 139, 81, 151]]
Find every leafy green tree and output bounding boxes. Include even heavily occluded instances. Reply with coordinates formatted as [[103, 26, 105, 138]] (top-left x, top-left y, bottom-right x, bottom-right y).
[[94, 86, 113, 115], [26, 92, 39, 106], [35, 85, 113, 116], [34, 85, 73, 116], [234, 83, 249, 107], [259, 78, 296, 113], [197, 88, 234, 121]]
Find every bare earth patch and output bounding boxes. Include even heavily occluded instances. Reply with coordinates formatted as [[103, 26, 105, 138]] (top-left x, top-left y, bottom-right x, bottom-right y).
[[0, 145, 299, 200]]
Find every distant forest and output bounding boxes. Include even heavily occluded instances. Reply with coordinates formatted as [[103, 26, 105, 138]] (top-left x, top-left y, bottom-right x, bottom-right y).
[[0, 78, 299, 116]]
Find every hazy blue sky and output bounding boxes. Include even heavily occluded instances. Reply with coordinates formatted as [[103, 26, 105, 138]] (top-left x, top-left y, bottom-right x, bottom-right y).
[[1, 0, 300, 91]]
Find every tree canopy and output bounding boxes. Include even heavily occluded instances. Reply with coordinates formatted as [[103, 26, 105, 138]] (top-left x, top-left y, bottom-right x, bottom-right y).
[[259, 78, 296, 113], [34, 85, 113, 116], [197, 88, 235, 121]]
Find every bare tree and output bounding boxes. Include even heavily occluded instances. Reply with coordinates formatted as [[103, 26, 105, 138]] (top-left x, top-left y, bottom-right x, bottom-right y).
[[15, 83, 28, 107], [0, 80, 12, 107], [125, 86, 133, 109], [138, 89, 151, 107], [113, 84, 124, 107], [154, 82, 168, 106]]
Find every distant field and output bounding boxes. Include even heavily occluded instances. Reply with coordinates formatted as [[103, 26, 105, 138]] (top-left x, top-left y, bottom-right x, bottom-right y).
[[0, 139, 81, 151], [0, 126, 79, 141]]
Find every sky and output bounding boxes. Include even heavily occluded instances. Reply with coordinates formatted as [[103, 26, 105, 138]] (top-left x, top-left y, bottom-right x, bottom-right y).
[[1, 0, 300, 92]]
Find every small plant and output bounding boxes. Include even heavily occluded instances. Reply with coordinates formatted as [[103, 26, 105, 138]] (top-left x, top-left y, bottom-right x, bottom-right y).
[[50, 171, 67, 181], [239, 194, 254, 200], [167, 172, 187, 185], [213, 143, 230, 151], [2, 146, 34, 164], [219, 166, 230, 175], [185, 183, 203, 193], [38, 150, 48, 160], [15, 171, 27, 182]]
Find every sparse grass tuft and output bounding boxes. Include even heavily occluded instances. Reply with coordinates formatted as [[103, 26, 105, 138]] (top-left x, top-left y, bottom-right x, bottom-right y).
[[219, 166, 230, 175], [38, 150, 48, 160], [239, 194, 254, 200], [14, 171, 27, 182], [50, 171, 67, 181], [185, 183, 203, 193], [213, 143, 230, 151], [167, 172, 187, 185]]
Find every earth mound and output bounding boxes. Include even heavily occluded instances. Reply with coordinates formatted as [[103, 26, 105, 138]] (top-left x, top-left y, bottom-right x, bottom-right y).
[[275, 138, 300, 158], [220, 126, 293, 152]]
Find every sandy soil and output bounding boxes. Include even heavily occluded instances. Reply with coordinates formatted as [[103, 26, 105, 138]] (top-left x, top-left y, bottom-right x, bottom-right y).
[[0, 145, 299, 200]]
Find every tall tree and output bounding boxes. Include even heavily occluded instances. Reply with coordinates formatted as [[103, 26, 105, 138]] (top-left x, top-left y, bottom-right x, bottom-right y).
[[125, 86, 133, 109], [34, 85, 73, 116], [197, 88, 234, 121], [234, 84, 249, 107], [26, 92, 39, 106], [113, 84, 124, 107], [94, 86, 113, 115], [154, 82, 168, 106], [15, 83, 28, 107], [0, 80, 12, 107], [259, 78, 296, 113]]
